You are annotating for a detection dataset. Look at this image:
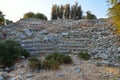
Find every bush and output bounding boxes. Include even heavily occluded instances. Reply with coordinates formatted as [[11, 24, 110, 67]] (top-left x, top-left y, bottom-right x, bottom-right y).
[[77, 52, 90, 60], [63, 55, 72, 64], [28, 57, 41, 70], [22, 49, 30, 59], [28, 57, 59, 70], [42, 59, 59, 70], [45, 52, 72, 64], [28, 52, 72, 71], [0, 40, 30, 70]]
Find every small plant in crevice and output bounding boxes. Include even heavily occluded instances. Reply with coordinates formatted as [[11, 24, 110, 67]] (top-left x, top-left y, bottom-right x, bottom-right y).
[[77, 52, 90, 60]]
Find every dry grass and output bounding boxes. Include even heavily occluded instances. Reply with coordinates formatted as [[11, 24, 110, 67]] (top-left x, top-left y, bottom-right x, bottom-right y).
[[103, 67, 120, 79]]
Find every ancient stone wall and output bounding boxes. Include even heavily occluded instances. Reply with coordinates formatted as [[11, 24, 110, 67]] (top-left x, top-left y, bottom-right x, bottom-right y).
[[1, 18, 120, 62]]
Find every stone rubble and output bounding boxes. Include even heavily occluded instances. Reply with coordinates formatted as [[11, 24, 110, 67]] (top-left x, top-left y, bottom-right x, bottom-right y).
[[0, 18, 120, 68]]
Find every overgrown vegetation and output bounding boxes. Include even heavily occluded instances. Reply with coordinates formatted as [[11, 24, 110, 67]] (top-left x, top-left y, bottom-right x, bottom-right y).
[[23, 12, 47, 20], [0, 40, 30, 70], [107, 0, 120, 32], [42, 59, 60, 70], [28, 57, 41, 70], [0, 11, 13, 26], [28, 52, 72, 70], [51, 2, 97, 20], [45, 52, 72, 64], [77, 52, 90, 60]]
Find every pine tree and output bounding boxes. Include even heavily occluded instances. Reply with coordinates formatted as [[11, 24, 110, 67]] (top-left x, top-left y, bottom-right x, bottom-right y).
[[0, 11, 5, 26], [59, 5, 64, 19], [64, 4, 70, 19], [70, 2, 83, 20], [51, 4, 58, 20], [71, 5, 76, 19], [77, 5, 82, 19]]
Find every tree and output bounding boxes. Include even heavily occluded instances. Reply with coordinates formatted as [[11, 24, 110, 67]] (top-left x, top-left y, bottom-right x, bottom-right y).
[[70, 2, 83, 20], [51, 2, 83, 20], [0, 11, 5, 26], [86, 11, 97, 20], [23, 12, 47, 20], [59, 5, 64, 19], [77, 5, 83, 19], [64, 4, 70, 19], [0, 40, 30, 70], [5, 19, 13, 25], [23, 12, 35, 18], [74, 2, 78, 19], [71, 5, 75, 19], [107, 0, 120, 30], [51, 4, 58, 20], [35, 13, 47, 20]]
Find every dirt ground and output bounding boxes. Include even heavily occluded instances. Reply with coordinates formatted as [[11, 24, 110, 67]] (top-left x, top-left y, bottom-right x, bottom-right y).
[[10, 54, 120, 80]]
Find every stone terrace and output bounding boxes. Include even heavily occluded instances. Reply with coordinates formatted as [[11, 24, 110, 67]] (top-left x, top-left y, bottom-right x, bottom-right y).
[[0, 18, 120, 63]]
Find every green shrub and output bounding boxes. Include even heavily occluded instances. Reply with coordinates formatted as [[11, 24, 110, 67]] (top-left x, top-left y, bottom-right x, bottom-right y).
[[22, 49, 30, 59], [0, 40, 30, 70], [78, 52, 90, 60], [28, 57, 41, 70], [42, 59, 59, 70], [63, 55, 72, 64], [28, 52, 72, 71], [45, 52, 72, 64]]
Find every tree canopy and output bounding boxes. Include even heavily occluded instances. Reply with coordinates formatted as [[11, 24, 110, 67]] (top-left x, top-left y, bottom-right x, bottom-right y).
[[107, 0, 120, 31], [23, 12, 47, 20], [85, 11, 97, 20], [0, 11, 5, 26], [0, 40, 30, 70], [51, 2, 83, 20]]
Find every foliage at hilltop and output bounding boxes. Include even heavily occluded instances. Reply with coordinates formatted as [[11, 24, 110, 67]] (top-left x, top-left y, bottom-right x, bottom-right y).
[[107, 0, 120, 32], [51, 2, 97, 20], [23, 12, 47, 20], [51, 2, 83, 20], [0, 11, 13, 26]]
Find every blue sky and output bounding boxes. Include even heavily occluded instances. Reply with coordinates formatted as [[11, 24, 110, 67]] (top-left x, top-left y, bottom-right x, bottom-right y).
[[0, 0, 109, 22]]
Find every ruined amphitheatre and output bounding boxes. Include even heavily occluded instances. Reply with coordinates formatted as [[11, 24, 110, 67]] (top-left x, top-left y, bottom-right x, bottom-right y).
[[0, 18, 120, 80]]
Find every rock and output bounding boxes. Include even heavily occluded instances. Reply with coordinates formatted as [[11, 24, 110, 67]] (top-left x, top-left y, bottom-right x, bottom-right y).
[[61, 32, 68, 36], [0, 76, 4, 80], [117, 78, 120, 80], [23, 29, 32, 37], [118, 47, 120, 51], [5, 67, 11, 72], [17, 64, 25, 68], [41, 30, 49, 34], [0, 72, 9, 78], [74, 67, 81, 73], [55, 73, 65, 77], [26, 74, 34, 78], [20, 34, 26, 39], [10, 75, 23, 80], [98, 53, 109, 59]]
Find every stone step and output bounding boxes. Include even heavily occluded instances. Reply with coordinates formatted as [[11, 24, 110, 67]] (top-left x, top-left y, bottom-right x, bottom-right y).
[[63, 37, 90, 40], [26, 46, 57, 52], [67, 34, 91, 37], [60, 41, 91, 44], [58, 47, 89, 51], [30, 51, 58, 55], [58, 44, 88, 47], [21, 43, 56, 48]]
